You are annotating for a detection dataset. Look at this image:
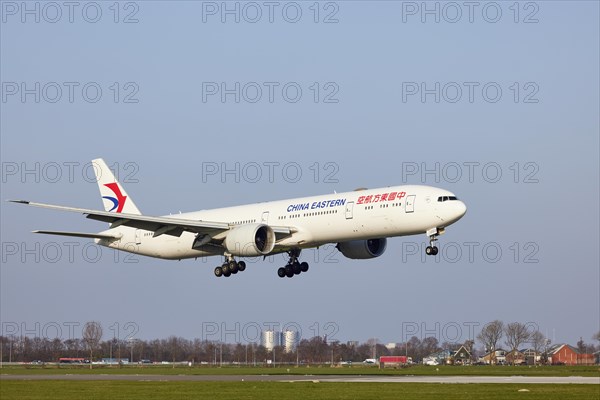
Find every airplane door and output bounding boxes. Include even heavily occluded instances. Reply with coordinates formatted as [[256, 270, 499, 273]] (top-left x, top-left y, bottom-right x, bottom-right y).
[[261, 211, 269, 224], [135, 229, 142, 244], [405, 195, 416, 213], [345, 201, 354, 219]]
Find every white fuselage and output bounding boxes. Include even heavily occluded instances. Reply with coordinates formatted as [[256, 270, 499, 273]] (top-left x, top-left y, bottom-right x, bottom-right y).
[[96, 185, 466, 260]]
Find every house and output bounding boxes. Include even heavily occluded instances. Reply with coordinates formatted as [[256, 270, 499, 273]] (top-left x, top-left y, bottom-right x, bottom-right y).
[[451, 345, 472, 365], [480, 349, 506, 365], [423, 349, 452, 365], [422, 346, 472, 366], [548, 344, 595, 365], [520, 348, 542, 365], [505, 349, 526, 365]]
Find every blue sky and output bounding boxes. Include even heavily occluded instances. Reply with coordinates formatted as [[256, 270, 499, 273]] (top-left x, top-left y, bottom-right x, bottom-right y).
[[1, 1, 598, 348]]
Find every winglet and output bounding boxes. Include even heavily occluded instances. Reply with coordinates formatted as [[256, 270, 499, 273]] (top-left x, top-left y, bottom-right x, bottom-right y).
[[8, 199, 30, 204]]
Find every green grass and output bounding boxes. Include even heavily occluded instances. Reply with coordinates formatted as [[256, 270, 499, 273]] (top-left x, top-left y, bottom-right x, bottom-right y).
[[2, 364, 599, 377], [1, 381, 599, 400]]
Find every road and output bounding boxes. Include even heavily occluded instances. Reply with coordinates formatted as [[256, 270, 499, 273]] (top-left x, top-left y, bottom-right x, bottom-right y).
[[1, 374, 598, 384]]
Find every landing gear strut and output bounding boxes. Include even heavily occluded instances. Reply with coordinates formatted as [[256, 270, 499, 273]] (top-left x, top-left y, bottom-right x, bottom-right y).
[[425, 228, 441, 256], [277, 249, 309, 278], [214, 253, 246, 278]]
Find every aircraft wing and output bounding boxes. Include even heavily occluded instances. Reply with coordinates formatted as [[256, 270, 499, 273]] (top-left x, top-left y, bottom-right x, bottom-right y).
[[9, 200, 293, 240], [33, 230, 121, 240]]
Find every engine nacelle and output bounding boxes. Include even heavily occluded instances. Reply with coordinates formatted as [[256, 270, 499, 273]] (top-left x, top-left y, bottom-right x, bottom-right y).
[[337, 238, 387, 259], [224, 224, 276, 257]]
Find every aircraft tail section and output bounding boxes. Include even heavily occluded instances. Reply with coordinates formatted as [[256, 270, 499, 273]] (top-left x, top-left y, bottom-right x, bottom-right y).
[[93, 158, 141, 215]]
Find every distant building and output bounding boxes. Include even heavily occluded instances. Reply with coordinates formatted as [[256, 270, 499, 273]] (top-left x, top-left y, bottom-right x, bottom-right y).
[[100, 358, 129, 365], [423, 349, 452, 365], [519, 348, 542, 365], [548, 344, 595, 365], [505, 349, 526, 365], [261, 330, 282, 351], [346, 341, 359, 348], [385, 343, 397, 351], [283, 330, 298, 353], [451, 345, 472, 365], [480, 349, 506, 365], [423, 345, 472, 365]]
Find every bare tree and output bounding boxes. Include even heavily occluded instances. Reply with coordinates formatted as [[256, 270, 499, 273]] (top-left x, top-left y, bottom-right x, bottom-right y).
[[82, 321, 103, 369], [477, 320, 503, 363], [530, 330, 545, 365], [504, 322, 531, 364]]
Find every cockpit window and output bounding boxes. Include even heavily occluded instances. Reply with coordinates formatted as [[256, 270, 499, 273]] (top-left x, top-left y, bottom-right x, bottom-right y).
[[437, 196, 459, 202]]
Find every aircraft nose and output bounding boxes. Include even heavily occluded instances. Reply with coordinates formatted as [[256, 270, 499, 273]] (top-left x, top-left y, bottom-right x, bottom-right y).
[[456, 200, 467, 219]]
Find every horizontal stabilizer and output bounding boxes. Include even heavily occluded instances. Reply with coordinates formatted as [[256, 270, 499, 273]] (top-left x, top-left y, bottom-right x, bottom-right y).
[[33, 230, 121, 240]]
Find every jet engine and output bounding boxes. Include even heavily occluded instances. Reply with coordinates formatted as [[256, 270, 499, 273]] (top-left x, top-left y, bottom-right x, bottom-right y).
[[224, 224, 276, 256], [337, 238, 387, 259]]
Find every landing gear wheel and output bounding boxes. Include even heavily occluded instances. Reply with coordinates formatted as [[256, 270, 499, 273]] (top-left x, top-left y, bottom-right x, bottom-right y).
[[293, 262, 302, 275], [286, 269, 294, 278], [229, 261, 238, 274], [431, 246, 439, 255], [223, 270, 231, 277], [277, 267, 286, 278], [221, 263, 230, 275], [214, 266, 223, 277], [237, 261, 246, 272], [300, 262, 309, 272], [426, 246, 434, 255], [285, 264, 293, 276]]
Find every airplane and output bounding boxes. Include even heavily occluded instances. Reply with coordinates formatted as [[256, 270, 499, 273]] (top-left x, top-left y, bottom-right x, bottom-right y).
[[10, 158, 467, 278]]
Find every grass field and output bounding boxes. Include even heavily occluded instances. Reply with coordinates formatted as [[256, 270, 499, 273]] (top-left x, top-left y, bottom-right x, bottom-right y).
[[1, 364, 599, 377], [1, 381, 599, 400]]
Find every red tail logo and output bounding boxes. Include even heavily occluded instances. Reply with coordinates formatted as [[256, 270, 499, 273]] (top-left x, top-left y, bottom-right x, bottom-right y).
[[102, 183, 127, 213]]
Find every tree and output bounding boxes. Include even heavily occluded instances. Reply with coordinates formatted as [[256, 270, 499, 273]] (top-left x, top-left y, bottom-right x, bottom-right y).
[[82, 321, 103, 369], [530, 330, 545, 365], [504, 322, 531, 364], [576, 338, 586, 354], [477, 320, 503, 364]]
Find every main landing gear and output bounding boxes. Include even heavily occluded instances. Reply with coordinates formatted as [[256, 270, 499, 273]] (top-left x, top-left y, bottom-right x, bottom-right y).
[[277, 249, 309, 278], [214, 254, 246, 278]]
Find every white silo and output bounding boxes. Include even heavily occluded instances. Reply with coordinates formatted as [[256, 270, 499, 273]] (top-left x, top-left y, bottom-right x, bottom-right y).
[[283, 330, 298, 353], [261, 330, 281, 351]]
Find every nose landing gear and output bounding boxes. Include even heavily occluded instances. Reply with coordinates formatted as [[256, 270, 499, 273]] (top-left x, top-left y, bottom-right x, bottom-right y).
[[425, 227, 444, 256]]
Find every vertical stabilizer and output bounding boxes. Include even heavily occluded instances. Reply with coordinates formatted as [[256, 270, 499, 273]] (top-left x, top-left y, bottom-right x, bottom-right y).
[[92, 158, 141, 215]]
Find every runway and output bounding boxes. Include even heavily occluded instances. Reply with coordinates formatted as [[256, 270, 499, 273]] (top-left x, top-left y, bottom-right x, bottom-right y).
[[1, 374, 598, 384]]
